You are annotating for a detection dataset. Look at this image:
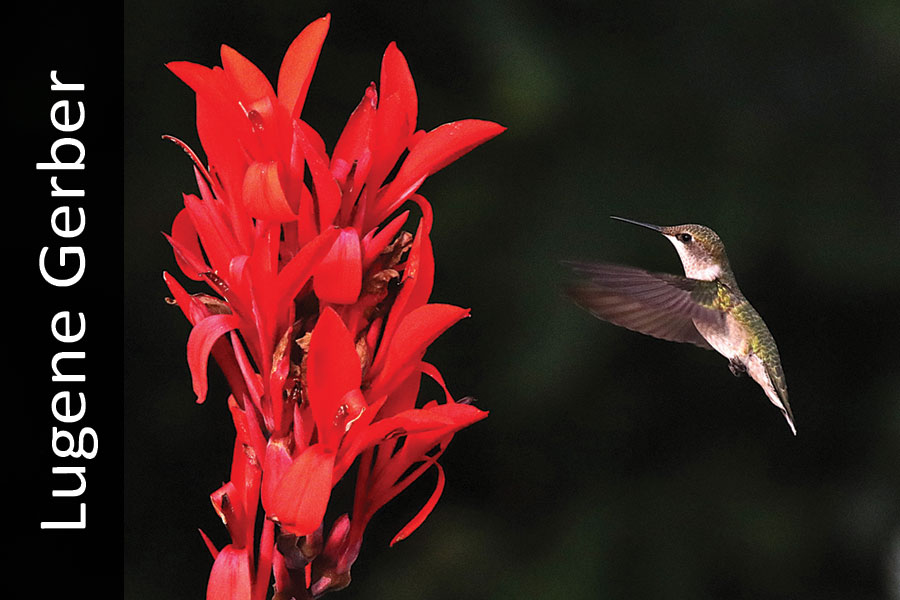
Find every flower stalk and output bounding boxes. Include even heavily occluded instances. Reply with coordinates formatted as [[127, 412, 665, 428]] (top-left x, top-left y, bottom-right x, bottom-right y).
[[162, 15, 502, 599]]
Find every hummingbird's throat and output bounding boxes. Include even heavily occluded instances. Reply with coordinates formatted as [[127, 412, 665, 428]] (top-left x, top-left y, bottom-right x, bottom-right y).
[[684, 263, 722, 280], [665, 235, 722, 281]]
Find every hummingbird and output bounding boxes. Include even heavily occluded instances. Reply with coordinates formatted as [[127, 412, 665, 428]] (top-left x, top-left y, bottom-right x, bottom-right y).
[[565, 217, 795, 435]]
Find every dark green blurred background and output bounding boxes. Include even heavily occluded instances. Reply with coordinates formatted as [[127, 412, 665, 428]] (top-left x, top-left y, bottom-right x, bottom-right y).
[[125, 2, 900, 598]]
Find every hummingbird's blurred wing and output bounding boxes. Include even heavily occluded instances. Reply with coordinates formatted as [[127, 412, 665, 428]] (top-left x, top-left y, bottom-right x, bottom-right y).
[[564, 262, 724, 349]]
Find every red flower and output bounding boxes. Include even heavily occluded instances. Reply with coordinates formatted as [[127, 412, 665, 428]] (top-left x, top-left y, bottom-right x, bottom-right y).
[[162, 14, 502, 600]]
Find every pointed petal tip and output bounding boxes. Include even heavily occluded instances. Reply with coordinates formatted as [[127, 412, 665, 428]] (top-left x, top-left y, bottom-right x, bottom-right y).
[[198, 528, 219, 559], [278, 15, 332, 118]]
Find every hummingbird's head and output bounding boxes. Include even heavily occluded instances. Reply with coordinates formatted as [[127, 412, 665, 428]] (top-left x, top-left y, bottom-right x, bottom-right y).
[[611, 217, 731, 280]]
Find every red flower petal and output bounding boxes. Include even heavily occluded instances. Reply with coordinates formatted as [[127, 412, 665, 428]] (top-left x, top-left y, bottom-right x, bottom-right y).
[[348, 402, 482, 453], [368, 304, 469, 400], [187, 313, 242, 403], [294, 120, 342, 230], [260, 437, 293, 514], [331, 84, 377, 192], [306, 307, 362, 450], [369, 211, 434, 378], [380, 42, 417, 139], [277, 14, 330, 120], [269, 444, 335, 536], [183, 193, 244, 275], [167, 207, 207, 280], [274, 226, 340, 311], [369, 119, 506, 229], [221, 44, 276, 104], [364, 88, 412, 200], [361, 210, 409, 270], [199, 528, 219, 559], [348, 402, 486, 551], [207, 544, 253, 600], [166, 60, 217, 97], [241, 161, 297, 222], [228, 396, 266, 472], [167, 62, 250, 200], [163, 271, 203, 324], [313, 228, 362, 305], [421, 361, 454, 404], [390, 462, 444, 546]]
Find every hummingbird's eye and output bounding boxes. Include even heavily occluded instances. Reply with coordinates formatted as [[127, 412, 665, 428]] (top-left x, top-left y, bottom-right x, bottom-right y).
[[678, 233, 693, 243]]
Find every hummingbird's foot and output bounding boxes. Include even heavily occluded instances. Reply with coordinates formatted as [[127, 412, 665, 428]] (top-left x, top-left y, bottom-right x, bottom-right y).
[[729, 359, 746, 377]]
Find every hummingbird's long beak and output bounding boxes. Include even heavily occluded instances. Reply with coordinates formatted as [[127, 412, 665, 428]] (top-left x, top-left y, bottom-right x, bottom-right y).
[[610, 216, 664, 233]]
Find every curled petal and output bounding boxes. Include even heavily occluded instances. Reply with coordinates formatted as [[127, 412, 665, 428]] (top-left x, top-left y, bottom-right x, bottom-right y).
[[421, 361, 454, 403], [269, 445, 335, 536], [390, 462, 444, 546], [278, 14, 331, 119], [349, 402, 486, 551], [187, 313, 242, 403], [242, 161, 297, 221], [313, 228, 362, 305]]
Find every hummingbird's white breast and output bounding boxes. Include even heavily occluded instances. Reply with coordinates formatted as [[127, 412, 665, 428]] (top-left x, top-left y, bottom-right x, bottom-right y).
[[693, 313, 748, 362]]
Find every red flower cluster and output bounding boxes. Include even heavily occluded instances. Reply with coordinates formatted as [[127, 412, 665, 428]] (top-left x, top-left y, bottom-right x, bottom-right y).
[[162, 15, 502, 600]]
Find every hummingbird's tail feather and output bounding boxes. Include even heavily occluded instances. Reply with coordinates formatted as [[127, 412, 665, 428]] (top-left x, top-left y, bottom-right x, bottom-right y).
[[764, 363, 796, 436], [782, 409, 797, 436]]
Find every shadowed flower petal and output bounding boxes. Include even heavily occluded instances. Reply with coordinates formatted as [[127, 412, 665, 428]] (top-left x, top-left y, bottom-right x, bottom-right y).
[[294, 119, 342, 229], [242, 161, 297, 222], [269, 445, 335, 536], [207, 544, 253, 600], [187, 313, 242, 403], [167, 208, 207, 280]]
